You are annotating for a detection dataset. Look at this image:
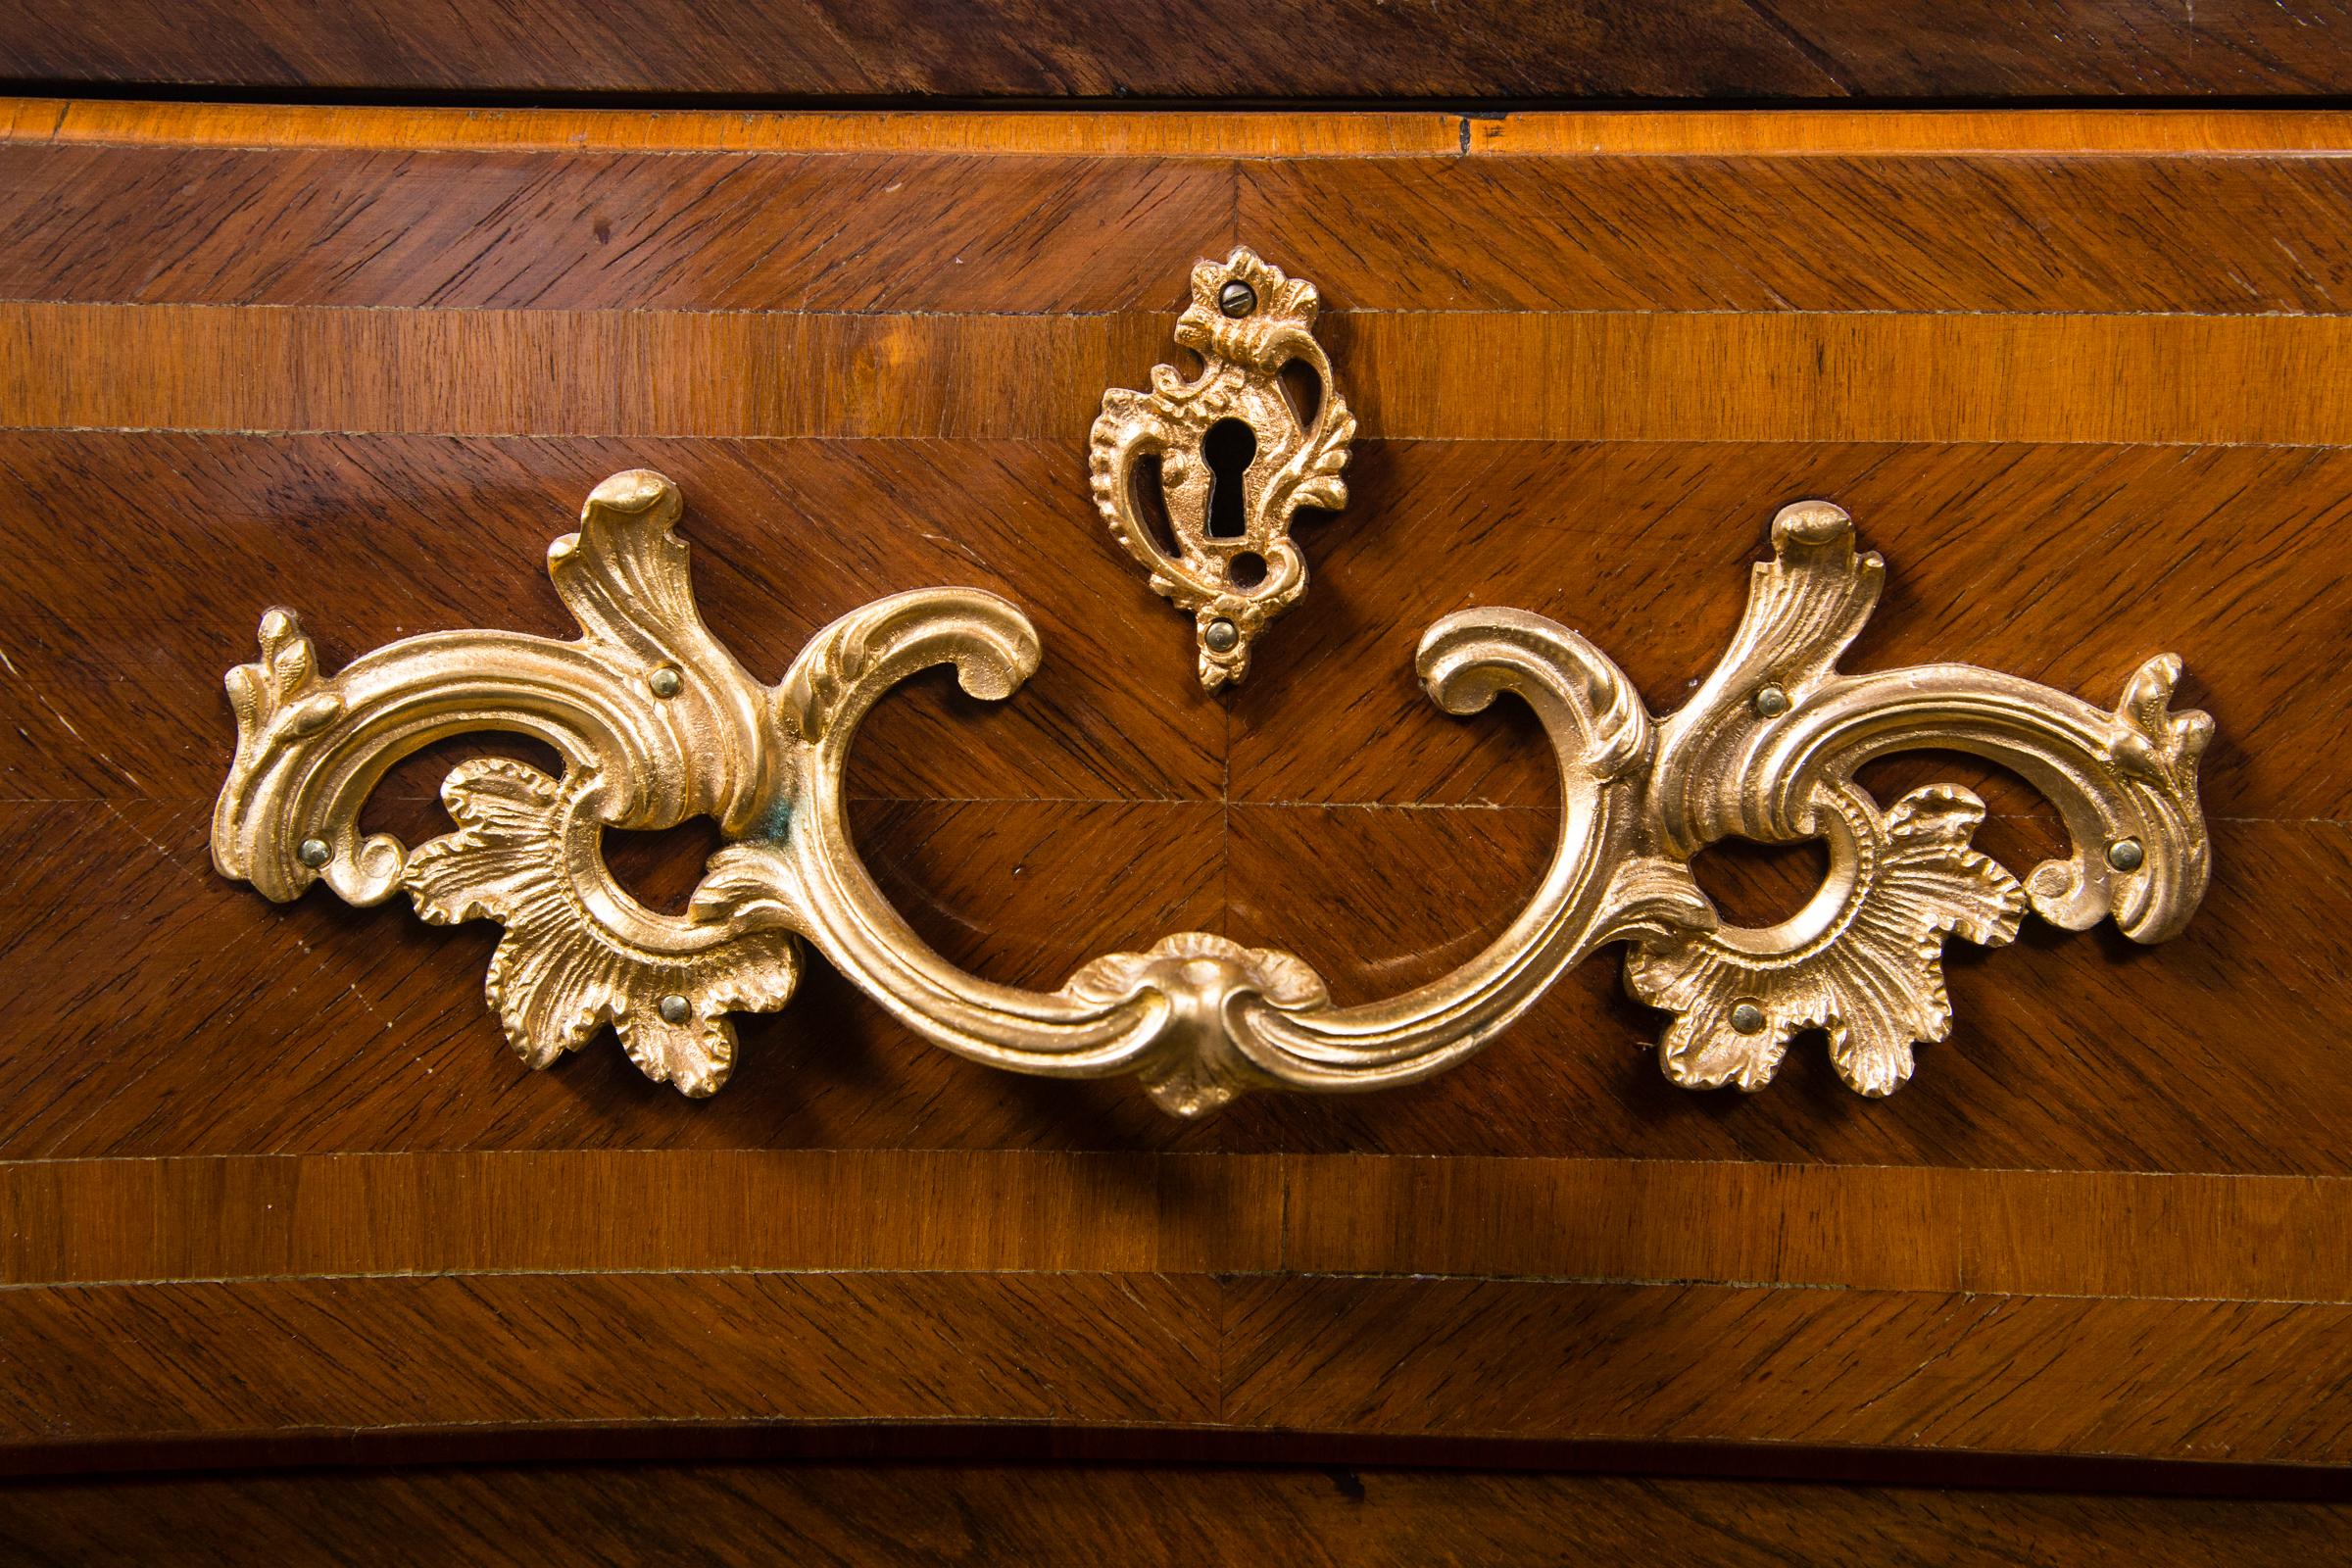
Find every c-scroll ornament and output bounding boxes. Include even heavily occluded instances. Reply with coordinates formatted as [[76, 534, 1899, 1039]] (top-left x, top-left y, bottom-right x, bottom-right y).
[[210, 254, 2212, 1115]]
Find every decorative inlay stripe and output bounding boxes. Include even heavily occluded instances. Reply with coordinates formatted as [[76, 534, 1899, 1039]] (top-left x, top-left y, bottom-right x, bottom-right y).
[[11, 304, 2352, 444], [8, 1152, 2348, 1303]]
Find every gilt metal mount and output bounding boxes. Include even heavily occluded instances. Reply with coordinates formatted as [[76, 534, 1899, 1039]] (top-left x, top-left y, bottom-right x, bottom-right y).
[[210, 255, 2212, 1115], [1092, 248, 1354, 689]]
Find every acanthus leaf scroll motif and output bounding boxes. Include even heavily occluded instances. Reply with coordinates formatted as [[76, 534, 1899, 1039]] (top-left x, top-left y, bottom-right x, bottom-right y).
[[208, 257, 2211, 1115], [1624, 499, 2210, 1096], [213, 470, 799, 1095]]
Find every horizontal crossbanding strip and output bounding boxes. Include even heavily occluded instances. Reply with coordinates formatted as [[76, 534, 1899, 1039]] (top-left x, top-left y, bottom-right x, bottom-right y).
[[11, 118, 2352, 316], [13, 102, 2352, 160], [7, 1265, 2350, 1464], [6, 1150, 2349, 1302], [10, 304, 2352, 444]]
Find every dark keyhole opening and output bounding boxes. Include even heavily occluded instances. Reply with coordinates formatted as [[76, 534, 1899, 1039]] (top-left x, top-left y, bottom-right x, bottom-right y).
[[1203, 418, 1256, 539]]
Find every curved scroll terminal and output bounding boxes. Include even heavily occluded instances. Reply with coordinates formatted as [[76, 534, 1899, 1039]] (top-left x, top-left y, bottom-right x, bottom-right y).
[[1628, 499, 2211, 1096]]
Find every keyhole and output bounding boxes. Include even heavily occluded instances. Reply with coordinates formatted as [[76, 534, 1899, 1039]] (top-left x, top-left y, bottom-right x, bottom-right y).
[[1203, 418, 1255, 539]]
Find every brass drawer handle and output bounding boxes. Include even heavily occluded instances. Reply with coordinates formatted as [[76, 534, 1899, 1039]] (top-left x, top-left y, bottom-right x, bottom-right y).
[[210, 256, 2211, 1114]]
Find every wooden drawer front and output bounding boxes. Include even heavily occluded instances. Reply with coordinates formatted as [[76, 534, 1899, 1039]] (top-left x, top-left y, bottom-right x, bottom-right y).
[[0, 102, 2345, 1471]]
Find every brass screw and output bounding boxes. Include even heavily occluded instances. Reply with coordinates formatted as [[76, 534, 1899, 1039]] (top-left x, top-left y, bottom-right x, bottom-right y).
[[1218, 279, 1256, 318], [2106, 837, 2145, 872], [1730, 1001, 1767, 1035], [297, 837, 331, 868], [659, 994, 692, 1025], [1753, 684, 1790, 718], [649, 665, 683, 699], [1203, 618, 1240, 654]]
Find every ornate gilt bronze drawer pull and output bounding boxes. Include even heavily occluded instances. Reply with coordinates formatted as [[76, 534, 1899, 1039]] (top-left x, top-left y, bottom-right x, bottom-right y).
[[210, 257, 2212, 1115]]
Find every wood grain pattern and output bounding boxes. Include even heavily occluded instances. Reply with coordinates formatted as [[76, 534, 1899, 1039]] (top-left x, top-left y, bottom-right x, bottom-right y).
[[6, 1151, 2350, 1302], [1275, 1156, 2352, 1300], [1224, 1277, 2352, 1463], [1339, 313, 2352, 443], [0, 102, 2345, 1481], [0, 434, 1224, 804], [2, 1272, 1222, 1446], [0, 798, 1229, 1158], [17, 306, 2352, 443], [1248, 156, 2352, 316], [0, 98, 1464, 157], [0, 1151, 1282, 1283], [0, 145, 1231, 313], [18, 127, 2352, 316], [5, 1268, 2349, 1464], [5, 1463, 2350, 1567], [3, 4, 2350, 100], [1230, 441, 2350, 817], [1222, 810, 2352, 1172], [4, 657, 2341, 1173], [0, 305, 1164, 437], [17, 100, 2352, 158]]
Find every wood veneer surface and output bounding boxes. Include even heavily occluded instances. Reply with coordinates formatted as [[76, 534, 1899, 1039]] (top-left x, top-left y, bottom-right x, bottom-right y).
[[0, 102, 2343, 1475], [4, 4, 2352, 102]]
